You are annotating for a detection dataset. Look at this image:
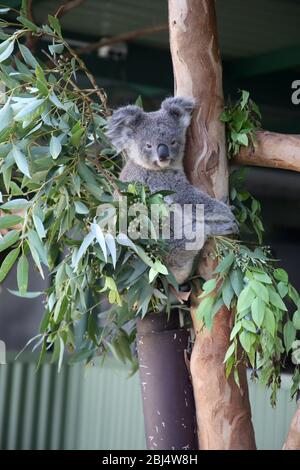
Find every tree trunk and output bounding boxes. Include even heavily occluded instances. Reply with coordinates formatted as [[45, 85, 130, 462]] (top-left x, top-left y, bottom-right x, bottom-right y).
[[234, 131, 300, 172], [283, 401, 300, 450], [168, 0, 256, 449]]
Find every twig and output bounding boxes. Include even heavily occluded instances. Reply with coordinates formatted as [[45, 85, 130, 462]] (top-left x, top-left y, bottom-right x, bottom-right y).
[[75, 23, 168, 56], [42, 49, 93, 103], [66, 45, 107, 106], [54, 0, 87, 18], [20, 0, 87, 55], [86, 155, 121, 195]]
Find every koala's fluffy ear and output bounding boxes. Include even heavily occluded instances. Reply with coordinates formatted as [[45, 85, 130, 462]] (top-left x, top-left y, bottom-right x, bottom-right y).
[[106, 105, 144, 150], [161, 96, 196, 127]]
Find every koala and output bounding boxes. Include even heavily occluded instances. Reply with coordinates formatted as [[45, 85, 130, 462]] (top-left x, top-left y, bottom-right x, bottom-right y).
[[106, 97, 238, 284]]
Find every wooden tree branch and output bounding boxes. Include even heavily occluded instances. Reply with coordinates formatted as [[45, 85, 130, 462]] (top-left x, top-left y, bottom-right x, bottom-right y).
[[23, 0, 39, 54], [283, 399, 300, 450], [168, 0, 256, 449], [233, 131, 300, 172], [27, 0, 34, 22], [75, 23, 168, 56], [169, 0, 227, 199]]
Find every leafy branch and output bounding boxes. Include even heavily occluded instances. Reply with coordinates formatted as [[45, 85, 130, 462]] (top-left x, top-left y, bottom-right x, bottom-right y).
[[196, 237, 300, 405], [195, 92, 300, 404], [0, 8, 177, 371]]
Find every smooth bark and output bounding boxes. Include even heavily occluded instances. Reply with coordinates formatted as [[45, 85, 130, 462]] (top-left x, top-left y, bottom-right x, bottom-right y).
[[168, 0, 256, 449], [283, 403, 300, 450], [234, 131, 300, 172]]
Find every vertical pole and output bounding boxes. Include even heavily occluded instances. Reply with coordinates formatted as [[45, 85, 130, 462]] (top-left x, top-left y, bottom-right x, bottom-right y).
[[136, 311, 197, 450], [283, 393, 300, 450]]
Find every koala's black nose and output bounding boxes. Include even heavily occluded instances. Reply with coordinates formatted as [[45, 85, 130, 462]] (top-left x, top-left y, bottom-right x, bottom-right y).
[[157, 144, 170, 161]]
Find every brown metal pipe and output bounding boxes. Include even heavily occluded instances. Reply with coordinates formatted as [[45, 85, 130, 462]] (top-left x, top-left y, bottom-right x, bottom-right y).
[[136, 311, 198, 450]]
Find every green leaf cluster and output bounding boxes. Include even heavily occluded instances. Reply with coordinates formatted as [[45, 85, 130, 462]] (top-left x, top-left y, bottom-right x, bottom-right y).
[[230, 168, 264, 244], [0, 11, 176, 371], [196, 237, 300, 406], [220, 90, 261, 159]]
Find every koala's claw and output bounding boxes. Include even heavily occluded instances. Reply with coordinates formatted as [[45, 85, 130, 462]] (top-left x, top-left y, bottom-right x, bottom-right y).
[[208, 216, 239, 236], [221, 219, 239, 235]]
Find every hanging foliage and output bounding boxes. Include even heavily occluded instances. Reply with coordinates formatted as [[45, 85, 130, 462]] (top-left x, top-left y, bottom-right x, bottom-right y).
[[0, 7, 178, 371], [196, 91, 300, 405]]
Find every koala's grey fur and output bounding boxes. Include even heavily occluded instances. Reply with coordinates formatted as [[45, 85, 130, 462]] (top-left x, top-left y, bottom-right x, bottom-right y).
[[107, 96, 238, 284]]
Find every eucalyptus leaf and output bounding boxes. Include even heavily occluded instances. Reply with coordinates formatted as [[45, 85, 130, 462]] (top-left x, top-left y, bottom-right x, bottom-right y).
[[73, 231, 95, 268], [0, 214, 23, 230], [202, 278, 217, 294], [49, 43, 64, 55], [214, 252, 235, 273], [0, 230, 19, 252], [0, 39, 14, 62], [0, 247, 19, 282], [230, 321, 242, 341], [33, 214, 46, 239], [273, 268, 288, 283], [11, 146, 30, 178], [28, 230, 48, 266], [149, 267, 158, 283], [237, 285, 255, 313], [28, 242, 44, 279], [74, 201, 89, 214], [14, 98, 44, 121], [229, 268, 244, 296], [239, 330, 255, 353], [17, 254, 29, 294], [49, 135, 62, 159], [105, 233, 117, 268], [264, 308, 276, 337], [0, 97, 13, 133], [269, 289, 287, 311], [1, 198, 30, 210], [293, 310, 300, 330], [153, 260, 168, 275], [223, 342, 235, 363], [283, 321, 296, 353], [91, 222, 107, 262], [251, 297, 265, 328], [249, 280, 269, 304], [222, 276, 234, 309]]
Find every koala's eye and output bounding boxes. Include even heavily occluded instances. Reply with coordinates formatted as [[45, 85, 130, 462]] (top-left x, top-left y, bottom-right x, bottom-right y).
[[146, 143, 152, 149], [171, 139, 177, 145]]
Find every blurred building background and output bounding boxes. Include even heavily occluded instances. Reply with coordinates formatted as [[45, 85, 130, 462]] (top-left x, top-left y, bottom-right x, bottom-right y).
[[0, 0, 300, 450]]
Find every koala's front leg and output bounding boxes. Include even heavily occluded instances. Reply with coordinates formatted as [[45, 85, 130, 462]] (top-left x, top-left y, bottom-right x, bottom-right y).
[[165, 245, 199, 285], [205, 199, 239, 237], [183, 183, 238, 237]]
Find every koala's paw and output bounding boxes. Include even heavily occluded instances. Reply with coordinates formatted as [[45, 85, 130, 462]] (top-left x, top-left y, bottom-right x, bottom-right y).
[[220, 219, 239, 235], [207, 210, 239, 236], [166, 250, 196, 285]]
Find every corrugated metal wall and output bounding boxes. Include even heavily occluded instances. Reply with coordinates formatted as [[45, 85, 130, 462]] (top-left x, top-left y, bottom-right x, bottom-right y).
[[0, 354, 146, 450], [248, 374, 296, 450], [0, 353, 296, 450]]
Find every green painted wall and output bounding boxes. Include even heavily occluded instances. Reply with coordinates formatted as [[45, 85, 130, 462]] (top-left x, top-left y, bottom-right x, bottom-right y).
[[0, 353, 296, 450]]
